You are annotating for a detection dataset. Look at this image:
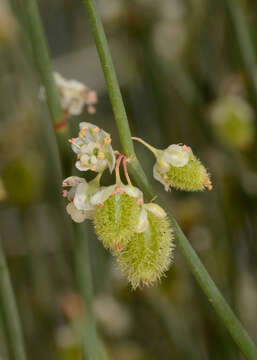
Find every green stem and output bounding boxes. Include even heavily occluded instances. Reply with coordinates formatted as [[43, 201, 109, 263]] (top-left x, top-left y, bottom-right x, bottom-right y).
[[0, 238, 27, 360], [72, 223, 103, 360], [132, 137, 159, 157], [225, 0, 257, 106], [21, 0, 68, 152], [82, 0, 257, 358]]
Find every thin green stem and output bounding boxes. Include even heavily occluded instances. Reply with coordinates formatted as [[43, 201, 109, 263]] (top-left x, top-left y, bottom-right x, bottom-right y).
[[21, 0, 68, 154], [225, 0, 257, 106], [82, 0, 257, 358], [0, 238, 27, 360], [132, 137, 159, 157], [72, 223, 103, 360]]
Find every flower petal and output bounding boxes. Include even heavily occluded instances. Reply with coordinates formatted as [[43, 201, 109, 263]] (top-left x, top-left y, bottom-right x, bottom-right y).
[[135, 208, 149, 233], [90, 185, 116, 205], [165, 144, 189, 167], [123, 185, 143, 198], [73, 183, 88, 210], [144, 203, 167, 218]]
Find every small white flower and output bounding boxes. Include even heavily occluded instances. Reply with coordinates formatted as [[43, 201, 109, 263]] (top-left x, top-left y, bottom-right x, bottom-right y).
[[69, 122, 115, 173], [62, 176, 99, 222], [53, 72, 98, 116], [158, 144, 189, 169]]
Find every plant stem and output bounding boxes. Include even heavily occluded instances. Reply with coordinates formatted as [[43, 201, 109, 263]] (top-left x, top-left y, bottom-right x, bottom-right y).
[[21, 0, 69, 153], [72, 223, 103, 360], [20, 1, 104, 358], [225, 0, 257, 106], [132, 137, 159, 157], [0, 238, 27, 360], [82, 0, 257, 358]]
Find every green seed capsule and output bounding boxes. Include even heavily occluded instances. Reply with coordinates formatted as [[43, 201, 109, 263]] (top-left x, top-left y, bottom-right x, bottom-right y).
[[93, 185, 142, 252], [154, 151, 211, 192], [132, 138, 212, 192], [117, 210, 174, 289]]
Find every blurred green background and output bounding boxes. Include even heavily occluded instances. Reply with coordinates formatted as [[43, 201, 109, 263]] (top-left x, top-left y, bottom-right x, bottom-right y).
[[0, 0, 257, 359]]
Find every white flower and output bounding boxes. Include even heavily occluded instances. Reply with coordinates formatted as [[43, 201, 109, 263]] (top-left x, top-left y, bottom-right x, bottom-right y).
[[53, 72, 98, 116], [69, 122, 115, 173], [62, 176, 99, 222]]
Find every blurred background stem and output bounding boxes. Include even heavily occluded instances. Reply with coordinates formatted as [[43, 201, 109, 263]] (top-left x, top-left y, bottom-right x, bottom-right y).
[[0, 237, 27, 360], [225, 0, 257, 108], [82, 0, 257, 358], [17, 0, 105, 359]]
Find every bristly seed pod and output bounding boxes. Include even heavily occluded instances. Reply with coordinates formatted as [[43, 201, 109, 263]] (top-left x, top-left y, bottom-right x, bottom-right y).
[[132, 137, 212, 192], [117, 204, 174, 289], [91, 183, 143, 253]]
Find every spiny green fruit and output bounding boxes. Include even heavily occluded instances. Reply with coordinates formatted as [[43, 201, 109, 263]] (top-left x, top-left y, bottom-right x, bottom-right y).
[[92, 184, 143, 252], [154, 147, 212, 192], [117, 207, 174, 289]]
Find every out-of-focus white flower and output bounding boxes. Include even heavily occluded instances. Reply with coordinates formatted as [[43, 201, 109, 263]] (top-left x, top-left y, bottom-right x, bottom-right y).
[[62, 175, 100, 222], [53, 72, 97, 116], [69, 122, 115, 173], [94, 295, 132, 337]]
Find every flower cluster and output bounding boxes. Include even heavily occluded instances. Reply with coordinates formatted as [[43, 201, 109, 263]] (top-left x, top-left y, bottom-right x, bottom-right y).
[[69, 122, 115, 173], [64, 121, 212, 289], [63, 122, 175, 288]]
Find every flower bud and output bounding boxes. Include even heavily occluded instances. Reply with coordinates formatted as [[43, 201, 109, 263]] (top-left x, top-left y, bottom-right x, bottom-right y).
[[70, 122, 115, 173], [92, 183, 143, 252], [117, 205, 174, 289]]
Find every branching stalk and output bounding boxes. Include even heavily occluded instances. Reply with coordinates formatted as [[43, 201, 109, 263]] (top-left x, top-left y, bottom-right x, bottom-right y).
[[82, 0, 257, 358]]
